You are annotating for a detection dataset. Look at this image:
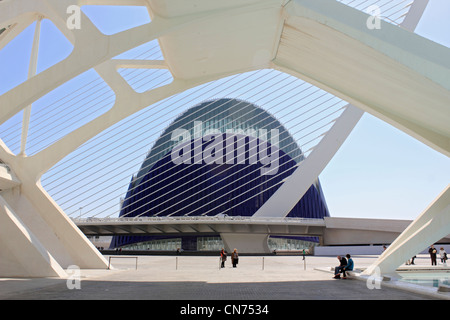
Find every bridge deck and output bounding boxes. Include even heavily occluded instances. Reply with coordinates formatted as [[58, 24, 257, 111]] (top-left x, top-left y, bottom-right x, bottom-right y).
[[75, 217, 326, 237]]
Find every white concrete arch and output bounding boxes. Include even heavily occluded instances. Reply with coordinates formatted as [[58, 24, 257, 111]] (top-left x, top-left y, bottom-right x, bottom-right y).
[[0, 0, 448, 277]]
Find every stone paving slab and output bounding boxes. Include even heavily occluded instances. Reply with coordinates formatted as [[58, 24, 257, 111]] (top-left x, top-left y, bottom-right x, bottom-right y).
[[0, 254, 448, 301]]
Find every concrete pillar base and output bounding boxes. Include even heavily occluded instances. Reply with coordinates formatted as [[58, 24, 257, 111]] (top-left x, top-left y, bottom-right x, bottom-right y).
[[220, 233, 270, 254], [0, 184, 109, 278], [0, 195, 67, 278]]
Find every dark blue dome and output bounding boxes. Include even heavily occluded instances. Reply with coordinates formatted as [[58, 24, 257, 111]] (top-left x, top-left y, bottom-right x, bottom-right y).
[[110, 99, 329, 249]]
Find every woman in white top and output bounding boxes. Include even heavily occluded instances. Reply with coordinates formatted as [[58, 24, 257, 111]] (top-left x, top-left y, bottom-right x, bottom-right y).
[[439, 247, 447, 264]]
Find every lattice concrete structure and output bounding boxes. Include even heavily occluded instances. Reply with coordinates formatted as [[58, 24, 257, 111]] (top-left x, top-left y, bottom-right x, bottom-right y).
[[0, 0, 448, 278]]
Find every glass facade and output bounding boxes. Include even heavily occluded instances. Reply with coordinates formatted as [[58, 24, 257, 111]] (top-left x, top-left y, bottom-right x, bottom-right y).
[[197, 237, 224, 251], [121, 238, 182, 251], [268, 237, 317, 251], [119, 236, 316, 252]]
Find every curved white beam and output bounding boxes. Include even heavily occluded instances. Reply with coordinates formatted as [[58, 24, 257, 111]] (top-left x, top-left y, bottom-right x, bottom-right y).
[[275, 0, 449, 156], [0, 0, 447, 278]]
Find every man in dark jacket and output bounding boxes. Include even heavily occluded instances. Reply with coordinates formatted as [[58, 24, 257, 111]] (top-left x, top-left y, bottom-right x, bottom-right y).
[[429, 245, 437, 266], [333, 255, 347, 279]]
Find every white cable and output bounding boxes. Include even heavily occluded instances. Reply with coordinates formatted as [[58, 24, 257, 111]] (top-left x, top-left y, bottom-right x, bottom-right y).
[[97, 101, 344, 219], [34, 44, 348, 218], [43, 69, 271, 183], [47, 70, 288, 196], [339, 0, 411, 24], [67, 91, 342, 219], [59, 79, 327, 214], [61, 80, 314, 216], [163, 122, 335, 218], [45, 71, 280, 209], [139, 107, 344, 218], [136, 126, 327, 219], [80, 94, 337, 218]]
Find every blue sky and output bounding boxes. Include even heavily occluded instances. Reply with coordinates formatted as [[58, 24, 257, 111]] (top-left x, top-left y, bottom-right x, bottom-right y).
[[0, 1, 448, 221]]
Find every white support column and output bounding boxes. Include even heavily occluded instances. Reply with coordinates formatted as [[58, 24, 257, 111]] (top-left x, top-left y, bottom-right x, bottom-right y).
[[363, 185, 450, 276], [0, 140, 109, 272], [0, 195, 67, 278]]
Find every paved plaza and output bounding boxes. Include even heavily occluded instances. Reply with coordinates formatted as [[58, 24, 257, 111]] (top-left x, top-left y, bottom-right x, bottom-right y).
[[0, 254, 448, 302]]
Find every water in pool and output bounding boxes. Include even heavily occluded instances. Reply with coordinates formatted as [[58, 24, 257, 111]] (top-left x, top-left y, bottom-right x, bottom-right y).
[[398, 272, 450, 288]]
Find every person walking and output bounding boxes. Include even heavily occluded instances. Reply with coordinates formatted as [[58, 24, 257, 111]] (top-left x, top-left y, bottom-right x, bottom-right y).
[[220, 248, 227, 268], [429, 245, 437, 266], [439, 247, 447, 265], [231, 248, 239, 268]]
